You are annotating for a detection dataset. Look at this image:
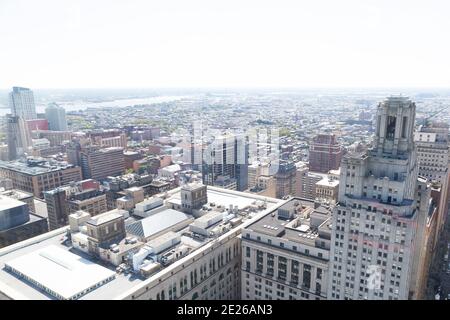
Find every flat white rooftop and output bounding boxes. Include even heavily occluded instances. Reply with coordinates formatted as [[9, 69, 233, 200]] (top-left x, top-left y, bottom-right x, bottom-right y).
[[316, 178, 339, 187], [4, 245, 115, 300], [0, 196, 26, 211]]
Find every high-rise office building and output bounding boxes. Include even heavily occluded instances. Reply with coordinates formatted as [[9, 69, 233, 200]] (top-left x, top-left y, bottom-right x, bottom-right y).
[[80, 147, 125, 181], [275, 160, 297, 199], [44, 188, 69, 231], [295, 163, 323, 200], [45, 103, 68, 131], [309, 134, 343, 173], [6, 114, 32, 160], [328, 96, 432, 300], [414, 123, 449, 184], [414, 122, 450, 251], [202, 134, 249, 191], [45, 179, 107, 231], [8, 87, 37, 121]]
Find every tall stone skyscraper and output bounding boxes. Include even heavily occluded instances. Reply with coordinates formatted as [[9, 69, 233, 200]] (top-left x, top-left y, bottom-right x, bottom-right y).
[[414, 122, 450, 257], [328, 96, 432, 300], [9, 87, 37, 120], [45, 103, 68, 131]]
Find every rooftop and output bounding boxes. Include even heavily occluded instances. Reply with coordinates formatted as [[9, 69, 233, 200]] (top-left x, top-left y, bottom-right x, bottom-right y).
[[0, 186, 282, 300], [0, 158, 76, 175], [316, 177, 339, 187], [126, 209, 191, 239], [246, 198, 333, 247], [87, 210, 127, 226], [0, 190, 33, 201], [181, 182, 205, 192], [0, 196, 27, 212], [4, 245, 115, 300]]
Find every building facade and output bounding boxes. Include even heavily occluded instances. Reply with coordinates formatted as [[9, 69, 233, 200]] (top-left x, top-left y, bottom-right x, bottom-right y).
[[44, 188, 69, 231], [9, 87, 37, 120], [309, 134, 343, 173], [275, 160, 296, 199], [0, 158, 82, 198], [0, 195, 48, 248], [241, 198, 332, 300], [45, 103, 68, 131], [328, 97, 432, 300], [202, 134, 249, 192], [295, 164, 323, 200], [414, 122, 450, 240], [80, 147, 125, 181]]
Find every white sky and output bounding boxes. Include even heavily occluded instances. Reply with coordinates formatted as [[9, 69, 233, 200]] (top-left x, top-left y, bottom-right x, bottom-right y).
[[1, 0, 449, 89]]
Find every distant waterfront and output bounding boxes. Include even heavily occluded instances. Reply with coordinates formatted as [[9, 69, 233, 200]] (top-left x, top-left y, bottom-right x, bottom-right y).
[[0, 95, 186, 116]]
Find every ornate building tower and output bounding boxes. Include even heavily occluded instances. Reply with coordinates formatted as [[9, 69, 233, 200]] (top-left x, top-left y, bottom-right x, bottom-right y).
[[328, 96, 432, 300]]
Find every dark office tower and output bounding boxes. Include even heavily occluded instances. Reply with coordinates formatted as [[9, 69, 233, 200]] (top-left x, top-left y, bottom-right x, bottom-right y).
[[328, 96, 432, 300], [202, 134, 249, 191], [44, 188, 69, 230], [309, 134, 343, 173], [275, 160, 297, 199], [6, 116, 18, 161], [80, 147, 125, 181], [67, 141, 82, 166], [9, 87, 37, 121]]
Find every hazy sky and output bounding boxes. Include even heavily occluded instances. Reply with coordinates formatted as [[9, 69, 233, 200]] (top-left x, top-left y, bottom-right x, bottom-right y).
[[1, 0, 449, 89]]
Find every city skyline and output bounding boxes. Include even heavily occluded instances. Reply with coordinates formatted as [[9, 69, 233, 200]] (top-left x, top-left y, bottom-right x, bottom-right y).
[[1, 0, 450, 305]]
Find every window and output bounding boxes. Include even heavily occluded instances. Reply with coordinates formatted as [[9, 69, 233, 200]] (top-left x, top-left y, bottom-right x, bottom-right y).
[[317, 268, 323, 280]]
